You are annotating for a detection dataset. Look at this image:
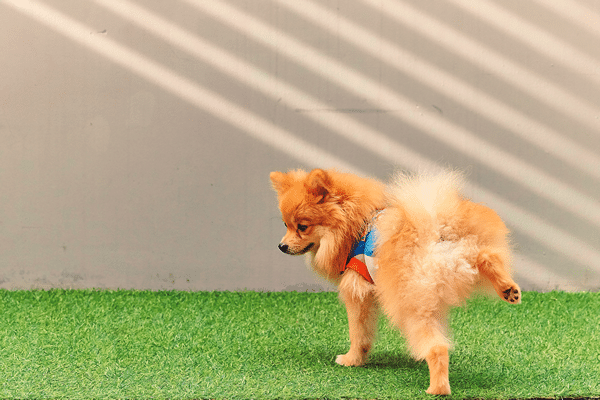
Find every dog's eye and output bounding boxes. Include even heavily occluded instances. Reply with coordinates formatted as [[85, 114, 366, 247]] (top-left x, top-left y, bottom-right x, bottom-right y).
[[297, 224, 308, 232], [283, 222, 287, 228]]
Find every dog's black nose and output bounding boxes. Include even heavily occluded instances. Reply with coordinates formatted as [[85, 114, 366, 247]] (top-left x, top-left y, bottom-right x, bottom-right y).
[[278, 243, 289, 253]]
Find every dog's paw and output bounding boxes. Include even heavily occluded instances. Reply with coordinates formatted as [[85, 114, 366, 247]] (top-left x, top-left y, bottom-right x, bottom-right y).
[[501, 285, 521, 304], [426, 382, 451, 396], [335, 353, 365, 367]]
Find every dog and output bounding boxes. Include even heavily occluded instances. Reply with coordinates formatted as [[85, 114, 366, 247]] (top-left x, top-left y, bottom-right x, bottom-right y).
[[270, 168, 521, 395]]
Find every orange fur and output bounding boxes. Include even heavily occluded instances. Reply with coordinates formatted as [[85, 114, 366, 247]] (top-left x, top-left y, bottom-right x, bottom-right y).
[[270, 169, 521, 395]]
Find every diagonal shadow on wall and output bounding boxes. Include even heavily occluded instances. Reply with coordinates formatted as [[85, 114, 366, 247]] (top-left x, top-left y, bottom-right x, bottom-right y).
[[4, 0, 599, 291]]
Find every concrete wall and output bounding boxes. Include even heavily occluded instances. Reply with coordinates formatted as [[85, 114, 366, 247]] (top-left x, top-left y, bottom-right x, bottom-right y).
[[1, 0, 599, 292]]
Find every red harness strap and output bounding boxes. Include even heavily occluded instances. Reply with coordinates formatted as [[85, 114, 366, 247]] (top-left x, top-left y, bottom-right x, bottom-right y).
[[344, 257, 374, 284]]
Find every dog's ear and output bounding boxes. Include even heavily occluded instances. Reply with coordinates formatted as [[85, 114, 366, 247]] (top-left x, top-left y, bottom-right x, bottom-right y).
[[270, 171, 291, 194], [306, 169, 331, 203]]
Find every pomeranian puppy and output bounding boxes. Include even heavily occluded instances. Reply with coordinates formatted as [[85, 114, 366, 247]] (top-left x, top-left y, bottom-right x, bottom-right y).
[[270, 168, 521, 395]]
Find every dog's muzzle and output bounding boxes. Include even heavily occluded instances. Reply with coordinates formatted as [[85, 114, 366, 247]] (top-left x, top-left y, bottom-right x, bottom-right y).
[[278, 242, 314, 255]]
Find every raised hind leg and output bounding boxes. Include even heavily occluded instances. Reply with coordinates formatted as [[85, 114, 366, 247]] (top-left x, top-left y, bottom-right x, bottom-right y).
[[477, 248, 521, 304]]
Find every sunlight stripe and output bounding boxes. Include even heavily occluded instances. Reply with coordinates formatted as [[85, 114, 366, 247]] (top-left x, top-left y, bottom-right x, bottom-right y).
[[281, 0, 600, 180], [366, 0, 600, 132], [514, 257, 583, 292], [186, 0, 600, 229], [6, 0, 600, 275], [92, 0, 436, 172], [2, 0, 362, 175], [449, 0, 600, 86], [465, 182, 600, 273], [531, 0, 600, 40]]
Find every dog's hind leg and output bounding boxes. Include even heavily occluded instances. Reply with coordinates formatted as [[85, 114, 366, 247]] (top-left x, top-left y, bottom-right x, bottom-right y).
[[404, 316, 452, 396], [425, 344, 451, 395], [336, 273, 378, 367], [477, 247, 521, 304]]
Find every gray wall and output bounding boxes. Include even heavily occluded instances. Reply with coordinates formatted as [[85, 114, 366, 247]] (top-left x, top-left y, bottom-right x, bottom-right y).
[[1, 0, 599, 292]]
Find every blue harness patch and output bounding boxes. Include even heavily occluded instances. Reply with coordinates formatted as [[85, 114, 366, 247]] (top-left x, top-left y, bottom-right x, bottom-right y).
[[348, 225, 378, 259]]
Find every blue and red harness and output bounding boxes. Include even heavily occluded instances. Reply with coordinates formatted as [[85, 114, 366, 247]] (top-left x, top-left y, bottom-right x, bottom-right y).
[[342, 213, 381, 284]]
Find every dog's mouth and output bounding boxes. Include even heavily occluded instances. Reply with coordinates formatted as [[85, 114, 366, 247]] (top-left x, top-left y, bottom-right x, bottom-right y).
[[297, 242, 314, 254], [280, 242, 314, 255]]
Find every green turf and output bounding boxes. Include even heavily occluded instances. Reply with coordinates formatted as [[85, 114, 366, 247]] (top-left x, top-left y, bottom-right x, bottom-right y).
[[0, 290, 598, 399]]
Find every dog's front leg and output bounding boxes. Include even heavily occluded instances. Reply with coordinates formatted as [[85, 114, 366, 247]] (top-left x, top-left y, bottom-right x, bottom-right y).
[[335, 274, 378, 367]]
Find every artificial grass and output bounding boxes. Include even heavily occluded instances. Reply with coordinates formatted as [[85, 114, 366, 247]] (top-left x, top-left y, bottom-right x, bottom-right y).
[[0, 290, 598, 399]]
